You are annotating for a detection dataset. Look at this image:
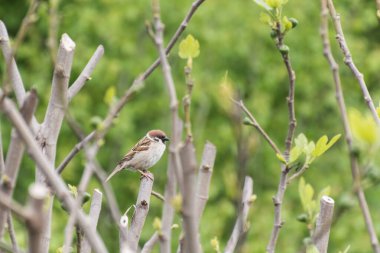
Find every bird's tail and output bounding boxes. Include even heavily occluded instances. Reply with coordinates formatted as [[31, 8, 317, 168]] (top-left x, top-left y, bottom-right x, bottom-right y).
[[105, 165, 123, 182]]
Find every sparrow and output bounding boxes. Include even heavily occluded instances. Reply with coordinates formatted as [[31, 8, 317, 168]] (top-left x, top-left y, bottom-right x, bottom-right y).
[[105, 129, 169, 182]]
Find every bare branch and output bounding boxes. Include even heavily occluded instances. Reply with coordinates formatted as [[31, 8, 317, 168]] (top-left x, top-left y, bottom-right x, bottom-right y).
[[47, 0, 60, 64], [68, 45, 105, 101], [81, 189, 103, 253], [0, 122, 5, 176], [235, 99, 282, 156], [286, 163, 310, 184], [312, 196, 334, 253], [320, 1, 380, 251], [0, 92, 108, 253], [196, 141, 216, 224], [160, 119, 183, 253], [13, 0, 40, 53], [125, 173, 154, 252], [326, 0, 380, 125], [0, 20, 26, 105], [224, 176, 253, 253], [26, 184, 49, 253], [0, 90, 38, 238], [6, 213, 20, 253], [142, 232, 159, 253], [179, 140, 201, 253], [0, 191, 30, 220]]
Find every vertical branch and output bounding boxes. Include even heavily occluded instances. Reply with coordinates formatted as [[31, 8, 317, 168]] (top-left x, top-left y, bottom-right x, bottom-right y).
[[26, 184, 49, 253], [0, 90, 38, 239], [326, 0, 380, 125], [183, 65, 194, 140], [312, 196, 334, 253], [320, 1, 380, 252], [125, 173, 154, 252], [224, 176, 254, 253], [36, 33, 75, 253], [81, 189, 103, 253], [266, 21, 297, 253], [180, 141, 201, 253], [0, 92, 108, 253], [160, 119, 182, 253], [195, 141, 216, 224], [0, 122, 5, 176], [47, 0, 60, 64]]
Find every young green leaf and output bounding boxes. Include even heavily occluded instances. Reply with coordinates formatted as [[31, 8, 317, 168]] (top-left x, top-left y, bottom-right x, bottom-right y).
[[289, 146, 302, 164], [313, 134, 341, 157], [178, 34, 200, 60], [282, 16, 292, 31], [349, 109, 378, 145], [306, 245, 320, 253], [295, 133, 308, 150], [265, 0, 287, 8], [276, 153, 287, 164]]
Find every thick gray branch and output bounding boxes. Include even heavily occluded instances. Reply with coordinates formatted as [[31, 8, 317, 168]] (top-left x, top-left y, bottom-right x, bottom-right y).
[[224, 176, 253, 253], [196, 141, 216, 224], [26, 184, 49, 253], [180, 141, 201, 253], [312, 196, 334, 253], [125, 173, 154, 252]]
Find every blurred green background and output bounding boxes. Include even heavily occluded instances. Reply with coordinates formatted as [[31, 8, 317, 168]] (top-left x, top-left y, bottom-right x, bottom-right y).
[[1, 0, 380, 252]]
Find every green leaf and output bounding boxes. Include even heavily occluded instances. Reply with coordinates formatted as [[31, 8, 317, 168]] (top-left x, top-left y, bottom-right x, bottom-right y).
[[325, 134, 341, 150], [289, 146, 302, 163], [349, 109, 378, 145], [104, 86, 116, 106], [252, 0, 273, 11], [178, 34, 200, 59], [282, 16, 292, 31], [299, 177, 314, 213], [295, 133, 308, 150], [313, 134, 341, 157], [260, 12, 273, 25]]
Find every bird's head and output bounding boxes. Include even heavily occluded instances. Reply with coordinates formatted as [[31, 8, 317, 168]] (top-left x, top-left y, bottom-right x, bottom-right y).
[[148, 129, 170, 144]]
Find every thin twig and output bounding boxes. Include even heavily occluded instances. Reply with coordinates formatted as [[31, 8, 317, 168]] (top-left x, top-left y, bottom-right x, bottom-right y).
[[320, 1, 380, 252], [47, 0, 59, 64], [286, 163, 309, 184], [312, 196, 334, 253], [0, 91, 108, 253], [327, 0, 380, 125], [141, 232, 159, 253], [0, 122, 5, 176], [266, 20, 297, 253], [235, 99, 282, 155], [13, 0, 40, 53], [224, 176, 254, 253], [0, 191, 30, 220], [152, 190, 165, 201], [6, 213, 20, 253], [68, 45, 105, 101]]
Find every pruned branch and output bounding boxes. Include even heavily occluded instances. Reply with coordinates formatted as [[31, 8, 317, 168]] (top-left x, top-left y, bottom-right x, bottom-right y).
[[81, 189, 103, 253], [224, 176, 253, 253], [125, 173, 154, 252], [326, 0, 380, 125], [26, 184, 48, 253], [312, 196, 334, 253]]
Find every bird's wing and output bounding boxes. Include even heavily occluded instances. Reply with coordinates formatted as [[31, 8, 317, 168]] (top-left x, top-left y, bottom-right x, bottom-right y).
[[118, 136, 151, 165]]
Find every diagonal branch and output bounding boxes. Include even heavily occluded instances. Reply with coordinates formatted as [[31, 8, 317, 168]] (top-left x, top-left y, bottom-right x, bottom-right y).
[[225, 176, 254, 253], [320, 1, 380, 252], [326, 0, 380, 125]]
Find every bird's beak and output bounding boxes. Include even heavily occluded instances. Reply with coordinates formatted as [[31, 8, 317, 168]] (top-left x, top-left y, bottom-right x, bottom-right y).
[[163, 137, 170, 143]]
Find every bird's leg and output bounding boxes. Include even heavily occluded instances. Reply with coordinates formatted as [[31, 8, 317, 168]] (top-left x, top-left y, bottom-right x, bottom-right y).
[[137, 169, 154, 181]]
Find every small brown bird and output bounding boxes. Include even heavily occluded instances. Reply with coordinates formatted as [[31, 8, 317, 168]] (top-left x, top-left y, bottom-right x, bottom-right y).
[[105, 129, 169, 182]]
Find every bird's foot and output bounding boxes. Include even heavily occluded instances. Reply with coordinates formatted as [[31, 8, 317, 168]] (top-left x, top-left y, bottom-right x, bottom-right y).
[[137, 169, 154, 181]]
